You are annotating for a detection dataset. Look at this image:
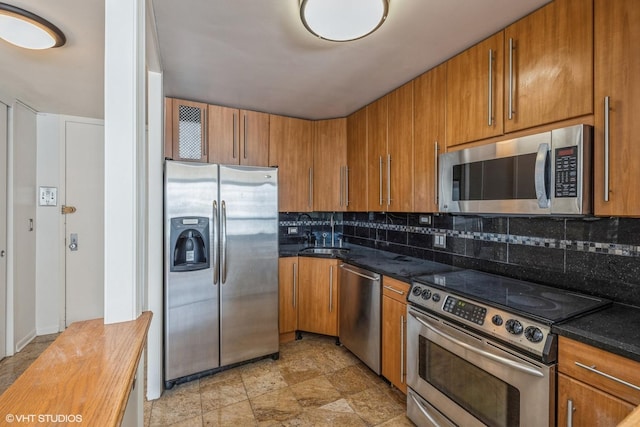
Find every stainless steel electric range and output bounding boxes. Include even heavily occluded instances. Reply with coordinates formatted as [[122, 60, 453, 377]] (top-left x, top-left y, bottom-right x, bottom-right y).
[[406, 269, 611, 427]]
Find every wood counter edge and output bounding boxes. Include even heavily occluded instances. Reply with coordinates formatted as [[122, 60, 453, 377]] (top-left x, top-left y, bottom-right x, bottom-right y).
[[0, 311, 152, 427], [618, 404, 640, 427]]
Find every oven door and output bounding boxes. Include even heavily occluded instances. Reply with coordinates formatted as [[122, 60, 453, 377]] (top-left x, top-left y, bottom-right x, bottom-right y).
[[407, 307, 555, 427]]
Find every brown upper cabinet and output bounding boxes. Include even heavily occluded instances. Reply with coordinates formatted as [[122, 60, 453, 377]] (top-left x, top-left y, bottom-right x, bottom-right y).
[[503, 0, 593, 133], [208, 105, 270, 166], [165, 98, 208, 162], [414, 63, 446, 213], [269, 114, 313, 212], [446, 32, 504, 148], [367, 82, 414, 212], [313, 118, 347, 212], [593, 0, 640, 216], [346, 107, 368, 212]]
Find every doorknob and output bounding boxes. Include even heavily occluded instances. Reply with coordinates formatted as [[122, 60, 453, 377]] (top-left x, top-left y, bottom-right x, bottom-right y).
[[0, 250, 5, 257], [69, 233, 78, 251]]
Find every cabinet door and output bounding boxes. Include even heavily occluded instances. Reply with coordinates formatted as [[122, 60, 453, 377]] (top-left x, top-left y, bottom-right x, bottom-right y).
[[278, 257, 298, 342], [313, 118, 347, 212], [208, 104, 238, 165], [346, 107, 368, 211], [171, 98, 208, 162], [504, 0, 593, 132], [594, 0, 640, 216], [387, 82, 414, 212], [446, 32, 504, 147], [558, 373, 635, 427], [297, 257, 338, 336], [414, 63, 446, 212], [382, 294, 407, 394], [269, 115, 313, 212], [367, 96, 388, 211], [240, 110, 270, 166]]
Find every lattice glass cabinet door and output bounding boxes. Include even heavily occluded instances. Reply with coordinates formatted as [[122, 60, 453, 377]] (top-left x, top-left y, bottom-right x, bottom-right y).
[[168, 98, 208, 162]]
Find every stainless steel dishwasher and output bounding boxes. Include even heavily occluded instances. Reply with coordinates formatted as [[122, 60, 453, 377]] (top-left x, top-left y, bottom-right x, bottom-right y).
[[339, 263, 382, 374]]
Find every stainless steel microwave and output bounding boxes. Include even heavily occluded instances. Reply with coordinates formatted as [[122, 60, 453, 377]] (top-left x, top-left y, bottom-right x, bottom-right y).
[[439, 124, 592, 215]]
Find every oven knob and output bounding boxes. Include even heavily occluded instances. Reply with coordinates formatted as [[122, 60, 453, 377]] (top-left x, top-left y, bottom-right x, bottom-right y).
[[432, 293, 441, 303], [421, 289, 432, 300], [491, 315, 503, 326], [525, 326, 544, 343], [412, 286, 422, 296], [505, 319, 523, 335]]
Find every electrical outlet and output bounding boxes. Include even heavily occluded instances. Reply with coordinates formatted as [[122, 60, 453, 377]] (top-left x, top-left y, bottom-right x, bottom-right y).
[[419, 215, 432, 225], [288, 226, 298, 234], [433, 232, 447, 248]]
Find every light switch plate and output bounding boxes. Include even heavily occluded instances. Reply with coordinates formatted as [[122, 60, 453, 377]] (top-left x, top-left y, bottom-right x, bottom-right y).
[[39, 186, 58, 206], [434, 232, 447, 248]]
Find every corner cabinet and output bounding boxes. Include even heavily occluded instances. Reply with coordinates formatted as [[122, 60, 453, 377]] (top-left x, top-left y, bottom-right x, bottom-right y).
[[208, 105, 270, 166], [381, 276, 409, 394], [346, 107, 368, 211], [446, 31, 504, 148], [414, 63, 446, 212], [278, 257, 298, 343], [297, 257, 339, 337], [557, 337, 640, 426], [165, 98, 208, 162], [313, 118, 347, 212], [503, 0, 593, 133], [594, 0, 640, 216], [268, 114, 313, 212]]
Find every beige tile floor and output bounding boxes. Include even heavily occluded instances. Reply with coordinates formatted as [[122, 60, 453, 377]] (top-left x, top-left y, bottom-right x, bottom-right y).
[[0, 332, 414, 426]]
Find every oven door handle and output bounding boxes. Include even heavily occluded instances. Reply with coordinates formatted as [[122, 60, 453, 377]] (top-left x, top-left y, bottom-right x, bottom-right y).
[[409, 391, 456, 427], [410, 311, 545, 378], [534, 143, 550, 209]]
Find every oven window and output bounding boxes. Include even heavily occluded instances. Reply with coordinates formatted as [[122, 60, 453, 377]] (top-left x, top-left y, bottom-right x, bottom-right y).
[[419, 336, 520, 427], [451, 153, 539, 201]]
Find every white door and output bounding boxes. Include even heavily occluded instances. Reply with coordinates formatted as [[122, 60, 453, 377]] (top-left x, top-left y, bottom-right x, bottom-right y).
[[0, 102, 7, 358], [64, 121, 104, 326]]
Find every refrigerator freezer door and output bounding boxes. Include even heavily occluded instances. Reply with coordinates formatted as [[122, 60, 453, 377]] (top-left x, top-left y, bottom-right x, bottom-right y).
[[219, 165, 279, 366], [165, 161, 220, 382]]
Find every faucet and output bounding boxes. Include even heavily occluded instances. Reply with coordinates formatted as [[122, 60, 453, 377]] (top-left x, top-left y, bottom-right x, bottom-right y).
[[330, 214, 335, 247]]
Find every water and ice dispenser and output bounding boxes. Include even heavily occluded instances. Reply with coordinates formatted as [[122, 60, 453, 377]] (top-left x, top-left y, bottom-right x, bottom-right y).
[[169, 217, 210, 272]]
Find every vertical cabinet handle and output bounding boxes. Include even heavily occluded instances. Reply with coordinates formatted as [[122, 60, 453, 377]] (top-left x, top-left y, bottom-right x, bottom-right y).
[[604, 96, 610, 202], [387, 154, 392, 207], [339, 166, 344, 207], [243, 113, 248, 160], [434, 141, 439, 207], [400, 314, 405, 384], [488, 48, 494, 127], [567, 399, 574, 427], [292, 262, 297, 308], [329, 265, 334, 312], [379, 156, 383, 206], [345, 166, 350, 207], [508, 38, 515, 120], [309, 168, 313, 209], [232, 112, 237, 159]]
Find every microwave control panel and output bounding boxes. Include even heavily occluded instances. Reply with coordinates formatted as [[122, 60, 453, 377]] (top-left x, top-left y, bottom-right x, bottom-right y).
[[555, 146, 578, 198]]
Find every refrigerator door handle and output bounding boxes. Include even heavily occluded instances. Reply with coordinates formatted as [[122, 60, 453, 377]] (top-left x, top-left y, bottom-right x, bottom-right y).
[[221, 200, 228, 284], [213, 200, 220, 284]]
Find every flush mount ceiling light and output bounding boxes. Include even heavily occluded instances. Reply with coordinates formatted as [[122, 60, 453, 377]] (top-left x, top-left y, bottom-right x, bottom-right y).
[[0, 2, 66, 49], [300, 0, 389, 42]]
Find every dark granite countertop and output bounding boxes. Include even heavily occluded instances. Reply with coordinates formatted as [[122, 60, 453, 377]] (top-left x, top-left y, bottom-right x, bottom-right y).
[[280, 243, 459, 283], [552, 303, 640, 363]]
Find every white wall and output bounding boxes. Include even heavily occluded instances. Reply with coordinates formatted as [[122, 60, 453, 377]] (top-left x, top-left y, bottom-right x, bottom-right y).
[[12, 102, 37, 351], [35, 114, 62, 334]]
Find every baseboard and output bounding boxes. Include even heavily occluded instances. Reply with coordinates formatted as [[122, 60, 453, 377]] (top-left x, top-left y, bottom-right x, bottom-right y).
[[15, 329, 37, 353], [37, 325, 61, 335]]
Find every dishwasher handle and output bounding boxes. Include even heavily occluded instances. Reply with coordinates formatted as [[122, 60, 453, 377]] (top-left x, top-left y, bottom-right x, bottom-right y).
[[339, 264, 380, 281]]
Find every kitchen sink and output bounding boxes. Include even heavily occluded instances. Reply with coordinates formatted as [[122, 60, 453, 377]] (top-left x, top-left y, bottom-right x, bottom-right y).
[[299, 247, 350, 257]]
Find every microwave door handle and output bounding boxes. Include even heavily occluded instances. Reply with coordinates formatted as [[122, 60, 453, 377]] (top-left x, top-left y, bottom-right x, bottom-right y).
[[534, 143, 550, 209]]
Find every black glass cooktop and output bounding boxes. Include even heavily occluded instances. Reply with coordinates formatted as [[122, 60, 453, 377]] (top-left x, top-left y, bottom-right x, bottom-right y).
[[413, 269, 611, 323]]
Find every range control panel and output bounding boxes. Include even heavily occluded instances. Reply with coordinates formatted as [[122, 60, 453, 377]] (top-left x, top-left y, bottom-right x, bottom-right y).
[[408, 281, 554, 361]]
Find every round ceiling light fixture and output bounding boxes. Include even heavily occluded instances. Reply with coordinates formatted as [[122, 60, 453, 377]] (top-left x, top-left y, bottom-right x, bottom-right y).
[[300, 0, 389, 42], [0, 2, 66, 49]]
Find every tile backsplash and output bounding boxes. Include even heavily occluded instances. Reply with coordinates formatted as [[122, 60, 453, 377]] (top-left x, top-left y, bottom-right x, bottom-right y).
[[280, 212, 640, 307]]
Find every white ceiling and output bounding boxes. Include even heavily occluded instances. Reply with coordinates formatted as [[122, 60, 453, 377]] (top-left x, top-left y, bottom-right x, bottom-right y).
[[0, 0, 552, 120]]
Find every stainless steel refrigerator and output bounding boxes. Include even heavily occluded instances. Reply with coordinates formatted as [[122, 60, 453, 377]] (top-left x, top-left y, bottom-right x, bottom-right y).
[[164, 160, 279, 388]]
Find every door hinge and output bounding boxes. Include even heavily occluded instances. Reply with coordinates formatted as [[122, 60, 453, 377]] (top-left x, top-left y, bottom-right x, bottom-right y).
[[61, 205, 77, 215]]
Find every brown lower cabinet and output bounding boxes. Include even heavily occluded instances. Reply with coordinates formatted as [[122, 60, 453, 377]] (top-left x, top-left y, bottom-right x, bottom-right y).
[[296, 257, 339, 337], [381, 276, 409, 394], [557, 336, 640, 426]]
